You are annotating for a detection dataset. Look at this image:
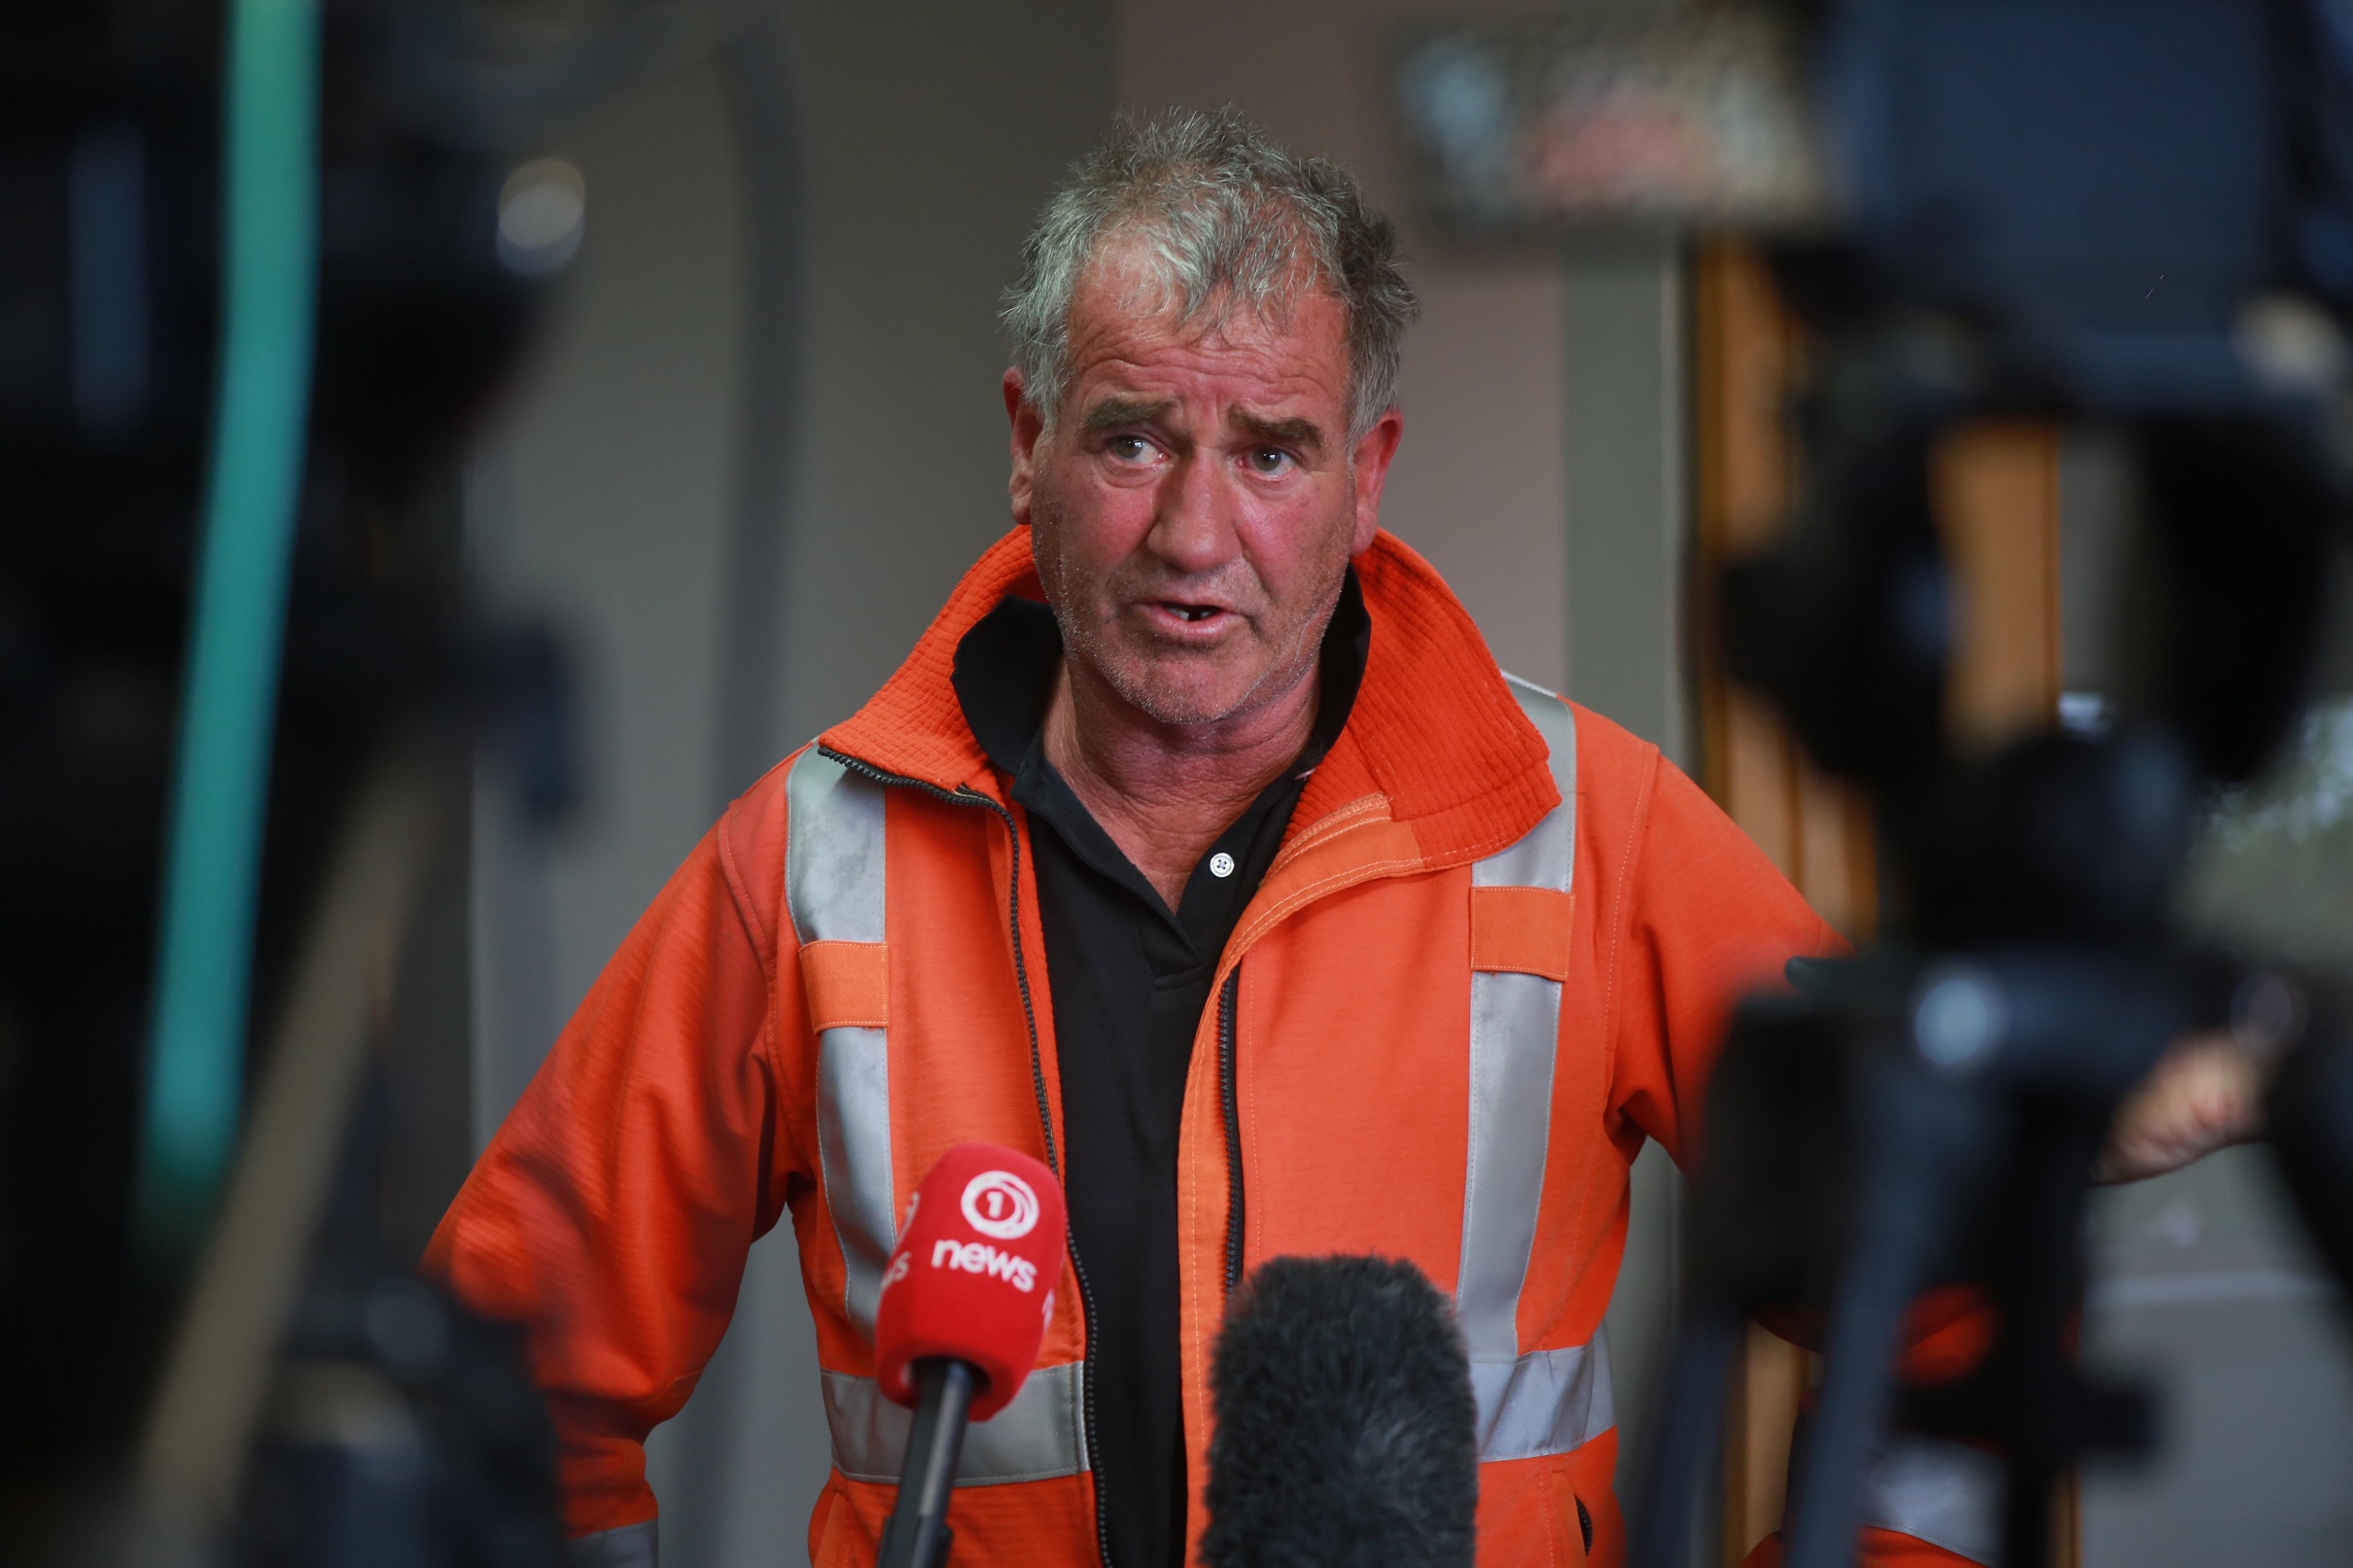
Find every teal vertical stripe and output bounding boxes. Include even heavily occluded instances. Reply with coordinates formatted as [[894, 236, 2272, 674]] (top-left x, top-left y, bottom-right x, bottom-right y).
[[135, 0, 321, 1259]]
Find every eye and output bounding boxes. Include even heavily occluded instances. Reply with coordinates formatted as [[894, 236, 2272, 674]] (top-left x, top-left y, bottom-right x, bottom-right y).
[[1106, 434, 1153, 463], [1246, 446, 1294, 476]]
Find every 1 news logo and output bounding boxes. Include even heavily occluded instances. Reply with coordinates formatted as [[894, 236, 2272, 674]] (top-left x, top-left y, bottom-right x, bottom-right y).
[[961, 1170, 1039, 1238]]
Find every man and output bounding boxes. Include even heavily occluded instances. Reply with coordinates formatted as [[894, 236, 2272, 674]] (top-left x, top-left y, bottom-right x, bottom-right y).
[[428, 110, 2259, 1568]]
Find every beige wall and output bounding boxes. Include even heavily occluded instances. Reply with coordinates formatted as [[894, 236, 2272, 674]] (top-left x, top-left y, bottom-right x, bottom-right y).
[[468, 65, 745, 1098], [775, 4, 1118, 749]]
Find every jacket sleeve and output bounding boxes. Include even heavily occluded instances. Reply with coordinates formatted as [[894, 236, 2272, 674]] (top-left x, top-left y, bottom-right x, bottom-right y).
[[1602, 756, 1994, 1568], [421, 778, 811, 1540], [1601, 750, 1842, 1169]]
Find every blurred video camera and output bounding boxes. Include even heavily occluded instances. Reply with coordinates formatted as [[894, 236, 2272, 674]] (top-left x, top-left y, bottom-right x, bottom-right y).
[[1402, 6, 2353, 1567], [2, 2, 787, 1562]]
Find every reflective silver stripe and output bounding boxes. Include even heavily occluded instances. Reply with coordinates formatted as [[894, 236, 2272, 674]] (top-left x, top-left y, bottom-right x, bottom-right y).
[[1470, 1337, 1617, 1462], [1484, 674, 1578, 890], [1457, 966, 1563, 1364], [786, 749, 896, 1338], [1786, 1412, 2006, 1565], [821, 1364, 1091, 1485], [1502, 672, 1577, 798], [816, 1022, 892, 1337], [566, 1520, 656, 1568], [1858, 1434, 2005, 1565], [1459, 675, 1594, 1458]]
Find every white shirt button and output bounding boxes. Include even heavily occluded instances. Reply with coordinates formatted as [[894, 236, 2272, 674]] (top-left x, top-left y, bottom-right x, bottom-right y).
[[1209, 852, 1236, 879]]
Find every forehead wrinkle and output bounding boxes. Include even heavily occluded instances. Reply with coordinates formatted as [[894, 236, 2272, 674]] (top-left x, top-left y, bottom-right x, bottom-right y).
[[1071, 339, 1342, 410], [1059, 271, 1354, 439]]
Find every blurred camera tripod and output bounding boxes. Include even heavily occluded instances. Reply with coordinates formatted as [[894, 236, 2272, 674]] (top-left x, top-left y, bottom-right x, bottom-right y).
[[1629, 329, 2353, 1568]]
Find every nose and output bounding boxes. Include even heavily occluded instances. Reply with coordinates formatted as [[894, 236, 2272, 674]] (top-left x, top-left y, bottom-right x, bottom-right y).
[[1145, 448, 1242, 578]]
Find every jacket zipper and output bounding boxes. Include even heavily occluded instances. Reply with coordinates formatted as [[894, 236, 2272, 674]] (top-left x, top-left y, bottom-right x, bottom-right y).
[[1218, 970, 1244, 1297], [817, 748, 1116, 1568]]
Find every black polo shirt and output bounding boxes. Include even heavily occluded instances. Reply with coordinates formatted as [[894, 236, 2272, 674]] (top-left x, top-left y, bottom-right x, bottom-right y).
[[950, 575, 1367, 1568]]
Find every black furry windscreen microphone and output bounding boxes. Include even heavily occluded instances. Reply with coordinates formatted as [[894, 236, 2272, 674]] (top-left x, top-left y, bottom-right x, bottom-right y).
[[1202, 1255, 1478, 1568]]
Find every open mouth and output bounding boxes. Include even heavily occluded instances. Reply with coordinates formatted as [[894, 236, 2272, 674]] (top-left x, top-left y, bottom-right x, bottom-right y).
[[1135, 597, 1239, 636]]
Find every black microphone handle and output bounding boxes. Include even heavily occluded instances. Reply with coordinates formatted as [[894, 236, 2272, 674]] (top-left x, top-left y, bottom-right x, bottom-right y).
[[877, 1358, 981, 1568]]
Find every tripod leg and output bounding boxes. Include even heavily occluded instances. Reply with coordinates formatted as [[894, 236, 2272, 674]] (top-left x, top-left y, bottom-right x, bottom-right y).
[[1629, 1305, 1741, 1568], [1785, 1057, 1982, 1568]]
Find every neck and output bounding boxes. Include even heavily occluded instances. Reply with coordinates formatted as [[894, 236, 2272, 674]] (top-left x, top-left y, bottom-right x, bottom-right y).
[[1041, 660, 1317, 910]]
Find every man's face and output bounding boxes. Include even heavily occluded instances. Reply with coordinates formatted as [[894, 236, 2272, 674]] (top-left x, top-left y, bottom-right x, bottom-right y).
[[1006, 244, 1403, 729]]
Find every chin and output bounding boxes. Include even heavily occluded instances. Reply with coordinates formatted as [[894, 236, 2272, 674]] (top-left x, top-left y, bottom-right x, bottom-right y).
[[1105, 659, 1254, 728]]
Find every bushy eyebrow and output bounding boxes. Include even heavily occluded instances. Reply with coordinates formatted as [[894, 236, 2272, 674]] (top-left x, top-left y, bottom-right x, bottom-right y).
[[1077, 397, 1174, 435], [1233, 411, 1324, 455], [1074, 397, 1327, 457]]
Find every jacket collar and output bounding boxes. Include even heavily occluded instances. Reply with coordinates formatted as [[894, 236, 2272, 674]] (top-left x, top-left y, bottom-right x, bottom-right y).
[[820, 526, 1559, 872]]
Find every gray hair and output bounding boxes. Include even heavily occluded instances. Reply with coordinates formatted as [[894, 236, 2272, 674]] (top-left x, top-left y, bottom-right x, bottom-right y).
[[1002, 107, 1420, 443]]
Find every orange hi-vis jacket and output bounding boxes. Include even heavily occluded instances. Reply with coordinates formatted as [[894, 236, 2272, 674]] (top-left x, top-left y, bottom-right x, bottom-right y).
[[427, 527, 1977, 1568]]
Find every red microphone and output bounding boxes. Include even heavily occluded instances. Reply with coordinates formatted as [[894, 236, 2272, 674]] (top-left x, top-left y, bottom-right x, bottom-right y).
[[873, 1142, 1066, 1568]]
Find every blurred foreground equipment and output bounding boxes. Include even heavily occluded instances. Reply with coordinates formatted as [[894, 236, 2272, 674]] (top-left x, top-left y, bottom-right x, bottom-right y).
[[1399, 5, 2353, 1567], [0, 0, 797, 1562]]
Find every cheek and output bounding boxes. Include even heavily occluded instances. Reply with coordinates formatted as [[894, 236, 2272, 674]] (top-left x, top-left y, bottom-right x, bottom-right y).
[[1041, 466, 1158, 576], [1238, 484, 1356, 598]]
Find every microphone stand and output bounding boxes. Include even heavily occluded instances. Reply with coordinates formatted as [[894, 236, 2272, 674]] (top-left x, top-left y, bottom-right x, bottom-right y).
[[877, 1358, 980, 1568]]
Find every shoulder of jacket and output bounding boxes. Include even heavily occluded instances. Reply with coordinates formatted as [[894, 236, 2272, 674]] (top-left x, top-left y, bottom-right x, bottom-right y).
[[715, 742, 814, 968], [1563, 700, 1665, 799]]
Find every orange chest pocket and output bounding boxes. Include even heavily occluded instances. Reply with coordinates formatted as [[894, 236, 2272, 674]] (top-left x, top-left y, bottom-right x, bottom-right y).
[[799, 939, 890, 1031], [1470, 884, 1573, 981]]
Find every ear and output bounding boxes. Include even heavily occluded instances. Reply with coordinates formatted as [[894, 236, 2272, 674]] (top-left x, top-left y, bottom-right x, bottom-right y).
[[1006, 368, 1046, 527], [1348, 408, 1405, 555]]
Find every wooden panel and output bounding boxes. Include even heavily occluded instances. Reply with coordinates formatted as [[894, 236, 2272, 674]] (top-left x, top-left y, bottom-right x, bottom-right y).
[[1931, 419, 2078, 1568], [1691, 246, 2074, 1568], [1692, 244, 1879, 947], [1721, 1320, 1812, 1568], [1694, 242, 1850, 1568], [1935, 423, 2064, 752], [1694, 240, 1801, 833]]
